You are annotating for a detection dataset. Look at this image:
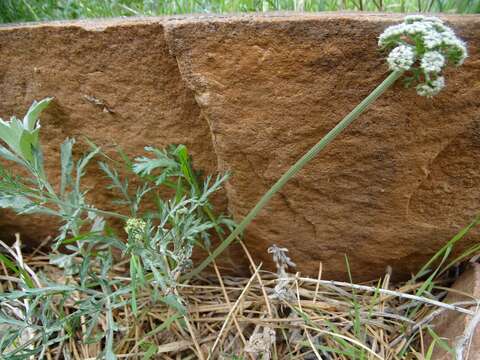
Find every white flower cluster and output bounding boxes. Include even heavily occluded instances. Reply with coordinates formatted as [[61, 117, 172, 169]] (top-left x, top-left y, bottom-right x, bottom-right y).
[[416, 76, 445, 97], [387, 45, 416, 71], [421, 51, 445, 73], [379, 15, 467, 97], [124, 218, 146, 242]]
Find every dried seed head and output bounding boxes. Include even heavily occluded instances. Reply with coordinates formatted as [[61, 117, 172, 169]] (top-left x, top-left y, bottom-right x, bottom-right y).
[[270, 279, 296, 301], [245, 327, 276, 359], [268, 245, 296, 273]]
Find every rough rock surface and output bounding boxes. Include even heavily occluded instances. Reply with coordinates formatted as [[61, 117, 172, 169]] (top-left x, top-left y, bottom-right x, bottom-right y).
[[431, 264, 480, 359], [0, 18, 242, 271], [1, 14, 479, 280]]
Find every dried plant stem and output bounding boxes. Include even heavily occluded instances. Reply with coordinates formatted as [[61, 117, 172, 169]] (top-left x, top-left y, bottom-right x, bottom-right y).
[[288, 277, 476, 315], [240, 240, 273, 317], [184, 316, 205, 360], [210, 257, 252, 358], [312, 262, 322, 305], [188, 69, 404, 279], [389, 301, 479, 348], [455, 304, 480, 360], [3, 251, 479, 359], [208, 264, 262, 359], [295, 277, 322, 359]]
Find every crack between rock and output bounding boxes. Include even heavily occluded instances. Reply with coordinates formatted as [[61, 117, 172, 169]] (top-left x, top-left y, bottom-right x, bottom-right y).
[[162, 23, 236, 224], [163, 22, 319, 245]]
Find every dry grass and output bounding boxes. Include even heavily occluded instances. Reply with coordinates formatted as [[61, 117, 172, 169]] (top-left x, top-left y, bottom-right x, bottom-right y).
[[2, 240, 479, 360]]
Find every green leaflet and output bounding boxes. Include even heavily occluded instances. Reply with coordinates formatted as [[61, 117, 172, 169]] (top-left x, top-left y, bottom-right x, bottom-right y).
[[22, 97, 53, 131], [0, 97, 52, 165]]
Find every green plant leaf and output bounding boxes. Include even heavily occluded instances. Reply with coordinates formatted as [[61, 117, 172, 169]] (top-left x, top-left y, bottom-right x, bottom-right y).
[[161, 294, 187, 315], [142, 343, 158, 360], [0, 120, 18, 152], [22, 97, 53, 131], [427, 327, 454, 354], [0, 253, 35, 288], [0, 145, 23, 165], [60, 138, 75, 197], [425, 339, 436, 360], [0, 194, 33, 212], [412, 213, 480, 283], [18, 130, 37, 162]]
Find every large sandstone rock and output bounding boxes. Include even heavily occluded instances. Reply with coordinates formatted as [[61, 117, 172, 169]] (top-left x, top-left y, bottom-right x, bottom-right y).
[[0, 18, 243, 271], [0, 14, 479, 280], [431, 264, 480, 359]]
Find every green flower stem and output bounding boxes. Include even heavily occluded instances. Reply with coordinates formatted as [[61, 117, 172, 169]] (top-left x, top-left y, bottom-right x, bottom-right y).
[[185, 69, 404, 281]]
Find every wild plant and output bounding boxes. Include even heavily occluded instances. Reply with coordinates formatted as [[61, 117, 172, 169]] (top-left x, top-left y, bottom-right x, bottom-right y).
[[190, 15, 469, 278], [0, 99, 232, 358]]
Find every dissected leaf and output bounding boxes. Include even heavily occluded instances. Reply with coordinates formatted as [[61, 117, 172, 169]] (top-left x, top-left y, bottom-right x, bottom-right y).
[[60, 138, 75, 197]]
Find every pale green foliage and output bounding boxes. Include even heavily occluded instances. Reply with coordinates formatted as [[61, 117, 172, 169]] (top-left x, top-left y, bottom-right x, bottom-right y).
[[0, 98, 231, 358], [0, 98, 52, 164]]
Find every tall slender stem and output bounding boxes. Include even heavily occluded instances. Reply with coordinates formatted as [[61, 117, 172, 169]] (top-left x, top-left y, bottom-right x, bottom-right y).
[[186, 70, 404, 280]]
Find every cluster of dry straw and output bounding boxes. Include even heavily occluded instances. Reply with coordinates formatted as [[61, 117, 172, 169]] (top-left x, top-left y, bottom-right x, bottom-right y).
[[2, 238, 479, 360]]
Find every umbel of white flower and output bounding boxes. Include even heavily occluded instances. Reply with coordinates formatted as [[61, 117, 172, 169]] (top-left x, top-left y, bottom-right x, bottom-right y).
[[380, 15, 467, 97]]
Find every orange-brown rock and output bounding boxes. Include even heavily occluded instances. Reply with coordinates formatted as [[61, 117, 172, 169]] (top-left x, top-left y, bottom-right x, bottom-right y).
[[0, 18, 243, 271], [430, 264, 480, 359], [1, 14, 479, 280]]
